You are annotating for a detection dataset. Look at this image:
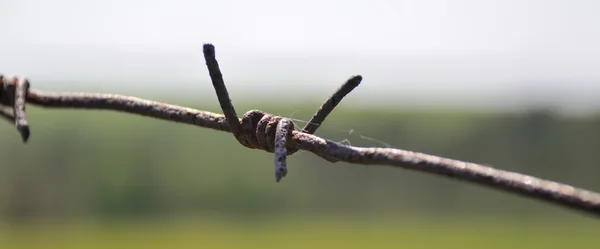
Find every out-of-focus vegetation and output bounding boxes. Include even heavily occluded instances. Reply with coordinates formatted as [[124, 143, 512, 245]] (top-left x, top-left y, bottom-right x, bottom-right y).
[[1, 216, 598, 249], [0, 100, 598, 248]]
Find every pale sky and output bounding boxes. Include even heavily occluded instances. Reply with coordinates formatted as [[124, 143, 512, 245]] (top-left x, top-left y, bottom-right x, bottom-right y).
[[1, 0, 599, 111]]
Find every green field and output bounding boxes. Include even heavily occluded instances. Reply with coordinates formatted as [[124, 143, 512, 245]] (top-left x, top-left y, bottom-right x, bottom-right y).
[[1, 215, 599, 249]]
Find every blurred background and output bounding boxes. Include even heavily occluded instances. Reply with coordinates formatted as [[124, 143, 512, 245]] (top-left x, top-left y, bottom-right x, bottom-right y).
[[1, 0, 599, 248]]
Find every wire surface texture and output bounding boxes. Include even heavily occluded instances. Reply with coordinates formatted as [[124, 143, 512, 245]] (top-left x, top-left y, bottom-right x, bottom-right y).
[[1, 44, 599, 218]]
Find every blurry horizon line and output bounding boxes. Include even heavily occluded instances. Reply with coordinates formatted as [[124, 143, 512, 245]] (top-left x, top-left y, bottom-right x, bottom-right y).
[[2, 44, 597, 116]]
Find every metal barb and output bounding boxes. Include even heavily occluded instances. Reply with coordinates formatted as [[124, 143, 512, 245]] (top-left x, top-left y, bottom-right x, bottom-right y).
[[0, 76, 31, 142], [302, 75, 362, 134], [202, 44, 360, 182], [14, 77, 31, 142], [202, 43, 249, 148], [274, 119, 293, 182]]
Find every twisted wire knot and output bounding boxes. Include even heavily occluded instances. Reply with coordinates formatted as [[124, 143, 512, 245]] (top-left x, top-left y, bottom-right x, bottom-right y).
[[203, 43, 361, 182], [238, 110, 298, 181], [240, 110, 298, 154]]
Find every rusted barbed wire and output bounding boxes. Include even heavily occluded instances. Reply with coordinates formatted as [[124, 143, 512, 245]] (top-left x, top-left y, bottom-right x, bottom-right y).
[[202, 44, 362, 180], [1, 44, 600, 217]]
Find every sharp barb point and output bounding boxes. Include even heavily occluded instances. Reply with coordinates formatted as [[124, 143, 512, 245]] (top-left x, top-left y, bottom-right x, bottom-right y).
[[18, 125, 30, 143], [301, 74, 362, 134]]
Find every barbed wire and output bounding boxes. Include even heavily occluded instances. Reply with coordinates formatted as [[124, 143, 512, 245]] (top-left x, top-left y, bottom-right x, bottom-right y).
[[1, 44, 599, 217]]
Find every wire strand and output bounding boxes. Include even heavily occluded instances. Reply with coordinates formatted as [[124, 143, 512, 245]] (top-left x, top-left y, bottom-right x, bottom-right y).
[[0, 44, 598, 218]]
